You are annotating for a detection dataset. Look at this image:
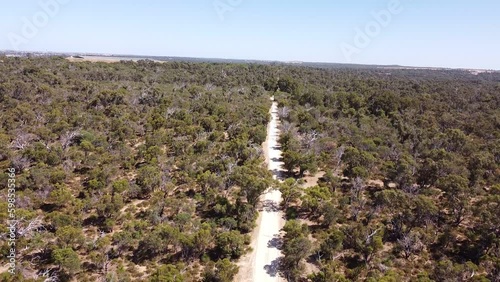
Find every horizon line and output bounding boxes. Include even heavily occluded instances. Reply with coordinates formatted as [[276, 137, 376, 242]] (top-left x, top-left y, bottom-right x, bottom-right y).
[[1, 49, 499, 72]]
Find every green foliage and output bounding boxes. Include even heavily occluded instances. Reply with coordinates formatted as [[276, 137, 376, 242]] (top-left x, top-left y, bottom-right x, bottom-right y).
[[436, 174, 471, 225], [55, 226, 85, 248], [341, 146, 375, 179], [49, 211, 79, 229], [112, 179, 129, 194], [216, 230, 247, 259], [301, 185, 332, 217], [431, 260, 479, 282], [96, 193, 124, 218], [52, 248, 81, 274], [279, 178, 303, 209], [150, 264, 184, 282], [283, 236, 311, 267], [48, 184, 73, 207], [203, 259, 239, 282], [319, 228, 344, 260], [1, 57, 498, 281], [136, 165, 161, 197], [231, 164, 273, 207], [281, 220, 311, 279], [309, 266, 349, 282], [278, 77, 300, 94], [282, 149, 302, 173]]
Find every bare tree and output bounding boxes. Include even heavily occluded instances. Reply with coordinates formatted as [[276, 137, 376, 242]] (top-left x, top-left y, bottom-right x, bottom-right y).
[[397, 232, 423, 259], [205, 83, 216, 92], [350, 177, 366, 221], [249, 144, 264, 160], [277, 106, 290, 119], [350, 197, 366, 222], [302, 130, 319, 150], [35, 111, 46, 126], [332, 145, 345, 171], [102, 253, 110, 276], [38, 269, 59, 282], [165, 107, 179, 117], [351, 177, 365, 199], [10, 132, 38, 150], [173, 83, 186, 91], [365, 228, 381, 244], [12, 216, 44, 238], [279, 121, 293, 134], [60, 130, 81, 150], [11, 154, 31, 172]]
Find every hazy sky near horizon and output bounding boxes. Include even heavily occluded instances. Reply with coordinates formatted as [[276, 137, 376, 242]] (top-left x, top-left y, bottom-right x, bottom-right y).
[[1, 0, 499, 69]]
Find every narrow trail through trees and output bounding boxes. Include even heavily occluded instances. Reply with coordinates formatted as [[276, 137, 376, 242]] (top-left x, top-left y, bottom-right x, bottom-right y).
[[236, 97, 286, 282]]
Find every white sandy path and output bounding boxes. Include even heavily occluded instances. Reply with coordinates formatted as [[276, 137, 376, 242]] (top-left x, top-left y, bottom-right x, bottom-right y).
[[236, 97, 286, 282]]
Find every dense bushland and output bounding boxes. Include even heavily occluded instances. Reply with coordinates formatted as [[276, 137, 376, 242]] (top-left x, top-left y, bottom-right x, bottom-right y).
[[272, 67, 499, 281], [0, 56, 498, 281], [0, 57, 273, 282]]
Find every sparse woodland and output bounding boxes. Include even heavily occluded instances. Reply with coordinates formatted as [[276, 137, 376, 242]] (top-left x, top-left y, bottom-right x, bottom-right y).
[[272, 69, 500, 281], [0, 57, 499, 282], [0, 57, 273, 282]]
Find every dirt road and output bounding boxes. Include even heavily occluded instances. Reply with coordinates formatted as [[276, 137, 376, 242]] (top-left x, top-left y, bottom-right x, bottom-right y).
[[236, 97, 285, 282]]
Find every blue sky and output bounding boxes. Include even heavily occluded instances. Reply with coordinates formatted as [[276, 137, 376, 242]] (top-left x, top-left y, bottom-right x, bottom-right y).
[[1, 0, 499, 69]]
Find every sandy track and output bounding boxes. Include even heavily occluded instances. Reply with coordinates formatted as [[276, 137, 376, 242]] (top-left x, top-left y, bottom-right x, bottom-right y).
[[236, 97, 285, 282]]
